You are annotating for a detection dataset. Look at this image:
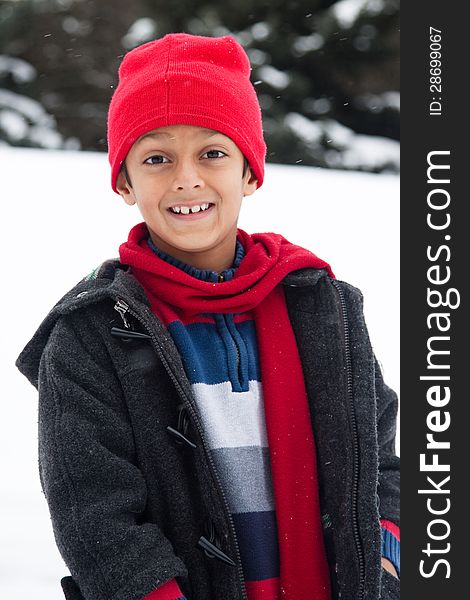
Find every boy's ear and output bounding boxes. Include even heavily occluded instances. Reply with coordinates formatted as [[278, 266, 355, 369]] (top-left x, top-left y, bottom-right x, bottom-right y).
[[242, 167, 258, 197], [116, 170, 136, 206]]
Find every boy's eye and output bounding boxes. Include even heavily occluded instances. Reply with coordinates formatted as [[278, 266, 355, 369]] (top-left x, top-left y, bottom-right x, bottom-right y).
[[203, 149, 226, 159], [144, 155, 168, 165]]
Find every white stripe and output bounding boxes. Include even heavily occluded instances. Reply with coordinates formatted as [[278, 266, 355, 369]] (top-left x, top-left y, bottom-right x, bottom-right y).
[[191, 379, 268, 450]]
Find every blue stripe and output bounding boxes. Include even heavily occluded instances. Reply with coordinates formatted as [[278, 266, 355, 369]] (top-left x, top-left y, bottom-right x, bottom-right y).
[[381, 527, 400, 576], [214, 314, 249, 391], [167, 319, 260, 387], [232, 510, 280, 581]]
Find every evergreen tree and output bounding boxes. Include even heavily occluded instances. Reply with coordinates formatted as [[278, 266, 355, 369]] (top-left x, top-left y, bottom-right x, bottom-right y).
[[0, 0, 399, 172], [0, 0, 74, 148]]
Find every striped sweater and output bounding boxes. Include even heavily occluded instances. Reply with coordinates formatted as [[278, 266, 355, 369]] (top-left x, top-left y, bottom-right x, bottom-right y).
[[140, 236, 399, 600]]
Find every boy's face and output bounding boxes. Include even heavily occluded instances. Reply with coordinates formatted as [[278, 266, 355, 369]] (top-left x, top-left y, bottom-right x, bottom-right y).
[[116, 124, 258, 272]]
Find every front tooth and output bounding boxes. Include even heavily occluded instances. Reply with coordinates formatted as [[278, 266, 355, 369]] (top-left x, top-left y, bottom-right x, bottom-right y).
[[190, 205, 201, 213], [180, 206, 190, 214]]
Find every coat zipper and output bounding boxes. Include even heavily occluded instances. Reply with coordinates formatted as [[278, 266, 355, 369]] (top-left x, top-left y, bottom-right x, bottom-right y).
[[113, 298, 248, 600], [331, 281, 365, 599]]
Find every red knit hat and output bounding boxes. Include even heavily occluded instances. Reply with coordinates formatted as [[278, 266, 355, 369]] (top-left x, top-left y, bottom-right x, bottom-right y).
[[107, 32, 266, 194]]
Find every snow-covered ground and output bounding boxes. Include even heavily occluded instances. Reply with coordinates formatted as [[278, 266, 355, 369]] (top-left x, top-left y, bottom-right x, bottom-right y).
[[1, 146, 399, 597]]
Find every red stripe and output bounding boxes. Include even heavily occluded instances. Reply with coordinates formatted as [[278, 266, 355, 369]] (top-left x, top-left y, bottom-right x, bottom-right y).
[[245, 577, 280, 600], [380, 519, 400, 541], [142, 578, 184, 600]]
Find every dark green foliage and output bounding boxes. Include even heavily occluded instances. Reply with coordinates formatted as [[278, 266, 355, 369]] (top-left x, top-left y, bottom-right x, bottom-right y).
[[0, 0, 399, 171]]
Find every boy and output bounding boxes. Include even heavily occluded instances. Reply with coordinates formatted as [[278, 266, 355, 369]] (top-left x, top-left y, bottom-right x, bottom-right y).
[[16, 33, 400, 600]]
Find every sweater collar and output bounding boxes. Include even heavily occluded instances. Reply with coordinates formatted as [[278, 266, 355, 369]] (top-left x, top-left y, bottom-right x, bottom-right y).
[[146, 235, 245, 282]]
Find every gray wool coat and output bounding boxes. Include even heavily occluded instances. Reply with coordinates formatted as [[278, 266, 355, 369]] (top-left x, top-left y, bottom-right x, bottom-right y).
[[15, 259, 400, 600]]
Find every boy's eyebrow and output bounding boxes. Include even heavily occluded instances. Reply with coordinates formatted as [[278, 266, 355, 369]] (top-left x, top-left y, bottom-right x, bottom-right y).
[[135, 129, 221, 146]]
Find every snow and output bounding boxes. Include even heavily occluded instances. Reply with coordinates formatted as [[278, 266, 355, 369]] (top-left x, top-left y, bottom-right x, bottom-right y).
[[0, 89, 75, 149], [61, 16, 93, 37], [0, 107, 29, 140], [292, 33, 325, 55], [0, 55, 36, 84], [1, 146, 399, 597], [356, 90, 401, 112], [122, 18, 158, 49], [246, 48, 269, 66], [250, 22, 272, 41], [302, 97, 332, 115], [285, 111, 400, 171], [257, 65, 291, 90], [332, 132, 399, 170], [0, 88, 55, 125], [332, 0, 368, 28], [332, 0, 387, 29]]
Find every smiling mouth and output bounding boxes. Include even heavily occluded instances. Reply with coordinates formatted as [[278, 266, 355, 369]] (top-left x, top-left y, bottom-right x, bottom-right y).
[[167, 203, 215, 219]]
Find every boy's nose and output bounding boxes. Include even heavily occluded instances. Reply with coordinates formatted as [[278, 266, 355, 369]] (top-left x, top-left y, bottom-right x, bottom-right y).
[[172, 160, 206, 191]]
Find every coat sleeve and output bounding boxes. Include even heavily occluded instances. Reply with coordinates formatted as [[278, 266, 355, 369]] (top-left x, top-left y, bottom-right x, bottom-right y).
[[374, 357, 400, 526], [37, 311, 188, 600], [374, 356, 400, 575]]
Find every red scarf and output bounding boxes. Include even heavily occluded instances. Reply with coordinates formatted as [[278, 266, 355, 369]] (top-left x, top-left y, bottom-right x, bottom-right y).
[[120, 222, 334, 599]]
